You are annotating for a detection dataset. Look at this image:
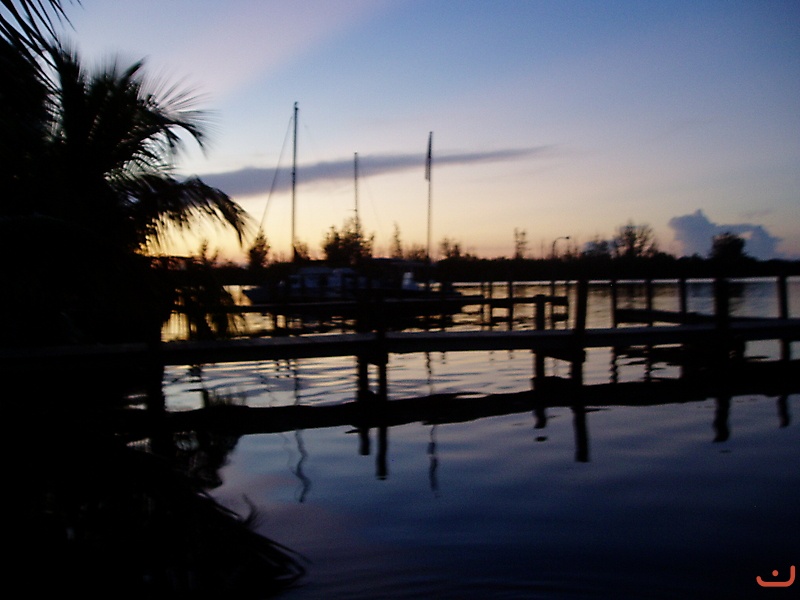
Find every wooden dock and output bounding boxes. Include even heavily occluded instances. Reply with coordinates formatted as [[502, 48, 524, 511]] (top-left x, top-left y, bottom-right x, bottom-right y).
[[4, 276, 797, 410]]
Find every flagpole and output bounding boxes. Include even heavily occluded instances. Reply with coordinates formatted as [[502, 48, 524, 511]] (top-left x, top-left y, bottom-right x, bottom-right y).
[[291, 102, 298, 262]]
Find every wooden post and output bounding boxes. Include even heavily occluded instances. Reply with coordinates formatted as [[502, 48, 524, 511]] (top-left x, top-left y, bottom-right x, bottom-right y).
[[376, 292, 389, 402], [610, 279, 618, 328], [533, 295, 546, 387], [378, 361, 388, 401], [574, 279, 588, 334], [479, 281, 486, 325], [679, 278, 688, 320], [714, 277, 730, 331], [488, 278, 494, 328], [507, 278, 514, 330], [571, 279, 588, 386], [439, 278, 448, 331], [778, 274, 790, 361], [778, 274, 789, 319], [645, 279, 654, 326], [713, 277, 731, 370], [778, 273, 792, 360]]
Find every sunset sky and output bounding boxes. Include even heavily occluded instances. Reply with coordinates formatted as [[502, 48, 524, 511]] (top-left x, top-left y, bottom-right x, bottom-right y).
[[66, 0, 799, 261]]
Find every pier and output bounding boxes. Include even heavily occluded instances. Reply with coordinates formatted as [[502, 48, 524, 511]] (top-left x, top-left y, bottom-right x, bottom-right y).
[[5, 276, 798, 413]]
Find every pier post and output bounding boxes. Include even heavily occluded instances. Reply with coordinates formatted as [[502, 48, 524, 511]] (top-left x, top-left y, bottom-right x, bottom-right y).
[[479, 281, 486, 325], [570, 279, 588, 386], [488, 278, 494, 328], [712, 277, 734, 371], [714, 277, 730, 331], [645, 279, 654, 326], [679, 278, 688, 319], [507, 278, 515, 330], [610, 279, 618, 328], [533, 294, 546, 387], [778, 274, 790, 361]]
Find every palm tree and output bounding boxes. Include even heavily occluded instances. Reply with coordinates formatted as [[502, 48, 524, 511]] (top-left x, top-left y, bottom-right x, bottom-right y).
[[1, 6, 251, 344], [40, 46, 250, 251]]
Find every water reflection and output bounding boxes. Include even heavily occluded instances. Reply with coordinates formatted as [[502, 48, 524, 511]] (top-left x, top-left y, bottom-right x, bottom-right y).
[[428, 424, 440, 497], [154, 358, 798, 491]]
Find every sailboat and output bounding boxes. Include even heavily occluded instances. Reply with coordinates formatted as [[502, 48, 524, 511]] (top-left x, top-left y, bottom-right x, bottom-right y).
[[242, 118, 465, 320]]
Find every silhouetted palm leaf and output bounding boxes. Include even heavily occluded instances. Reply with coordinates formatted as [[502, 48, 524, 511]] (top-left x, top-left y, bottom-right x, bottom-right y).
[[0, 0, 74, 59], [23, 45, 251, 250]]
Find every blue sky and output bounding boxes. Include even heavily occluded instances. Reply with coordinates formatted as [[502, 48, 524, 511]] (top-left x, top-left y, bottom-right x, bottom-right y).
[[66, 0, 799, 261]]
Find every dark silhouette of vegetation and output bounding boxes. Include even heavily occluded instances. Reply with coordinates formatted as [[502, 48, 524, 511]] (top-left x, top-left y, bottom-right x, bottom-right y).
[[390, 222, 404, 259], [513, 228, 528, 260], [710, 232, 746, 260], [0, 0, 73, 60], [26, 416, 306, 597], [1, 2, 250, 346], [439, 236, 463, 260], [247, 228, 271, 272], [7, 5, 308, 597], [173, 242, 242, 340], [322, 216, 373, 266], [612, 221, 659, 259]]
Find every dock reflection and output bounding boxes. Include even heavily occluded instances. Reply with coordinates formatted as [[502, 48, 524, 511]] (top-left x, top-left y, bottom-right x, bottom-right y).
[[144, 357, 799, 488]]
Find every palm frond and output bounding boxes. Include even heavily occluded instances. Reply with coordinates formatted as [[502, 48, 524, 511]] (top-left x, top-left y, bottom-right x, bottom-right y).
[[122, 174, 252, 251], [0, 0, 76, 56]]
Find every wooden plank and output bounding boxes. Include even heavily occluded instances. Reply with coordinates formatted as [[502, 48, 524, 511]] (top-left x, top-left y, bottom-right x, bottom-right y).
[[615, 308, 781, 326], [487, 294, 569, 308], [4, 318, 799, 368], [615, 308, 713, 324]]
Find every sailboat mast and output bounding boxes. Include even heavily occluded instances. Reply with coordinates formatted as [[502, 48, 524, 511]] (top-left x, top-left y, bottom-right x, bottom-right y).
[[426, 131, 433, 263], [354, 152, 359, 228], [291, 102, 298, 262]]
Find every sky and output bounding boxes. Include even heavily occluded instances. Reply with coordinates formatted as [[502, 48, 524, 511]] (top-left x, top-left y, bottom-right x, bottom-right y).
[[63, 0, 799, 262]]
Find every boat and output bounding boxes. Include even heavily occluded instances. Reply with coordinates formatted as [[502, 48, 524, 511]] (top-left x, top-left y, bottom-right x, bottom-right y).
[[243, 108, 465, 321]]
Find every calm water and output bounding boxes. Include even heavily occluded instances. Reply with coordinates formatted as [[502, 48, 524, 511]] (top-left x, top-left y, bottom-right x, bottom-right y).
[[164, 279, 800, 599]]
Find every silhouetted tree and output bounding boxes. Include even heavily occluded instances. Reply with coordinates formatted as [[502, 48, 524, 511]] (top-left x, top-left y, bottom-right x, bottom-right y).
[[174, 241, 240, 340], [390, 222, 404, 259], [582, 236, 613, 259], [322, 216, 373, 266], [247, 229, 270, 271], [710, 231, 747, 262], [404, 243, 428, 262], [439, 236, 462, 260], [513, 228, 528, 260], [612, 221, 658, 259]]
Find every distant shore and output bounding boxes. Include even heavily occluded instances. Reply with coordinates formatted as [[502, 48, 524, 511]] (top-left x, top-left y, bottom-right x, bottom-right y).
[[210, 255, 800, 287]]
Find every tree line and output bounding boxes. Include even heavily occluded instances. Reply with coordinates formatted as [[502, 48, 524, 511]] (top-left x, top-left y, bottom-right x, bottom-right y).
[[237, 219, 797, 284]]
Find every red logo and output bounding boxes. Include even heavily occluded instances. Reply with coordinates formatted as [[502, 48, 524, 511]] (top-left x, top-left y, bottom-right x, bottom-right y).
[[757, 565, 795, 588]]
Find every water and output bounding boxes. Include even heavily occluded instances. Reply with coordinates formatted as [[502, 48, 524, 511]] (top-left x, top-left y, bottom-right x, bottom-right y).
[[163, 279, 800, 598]]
